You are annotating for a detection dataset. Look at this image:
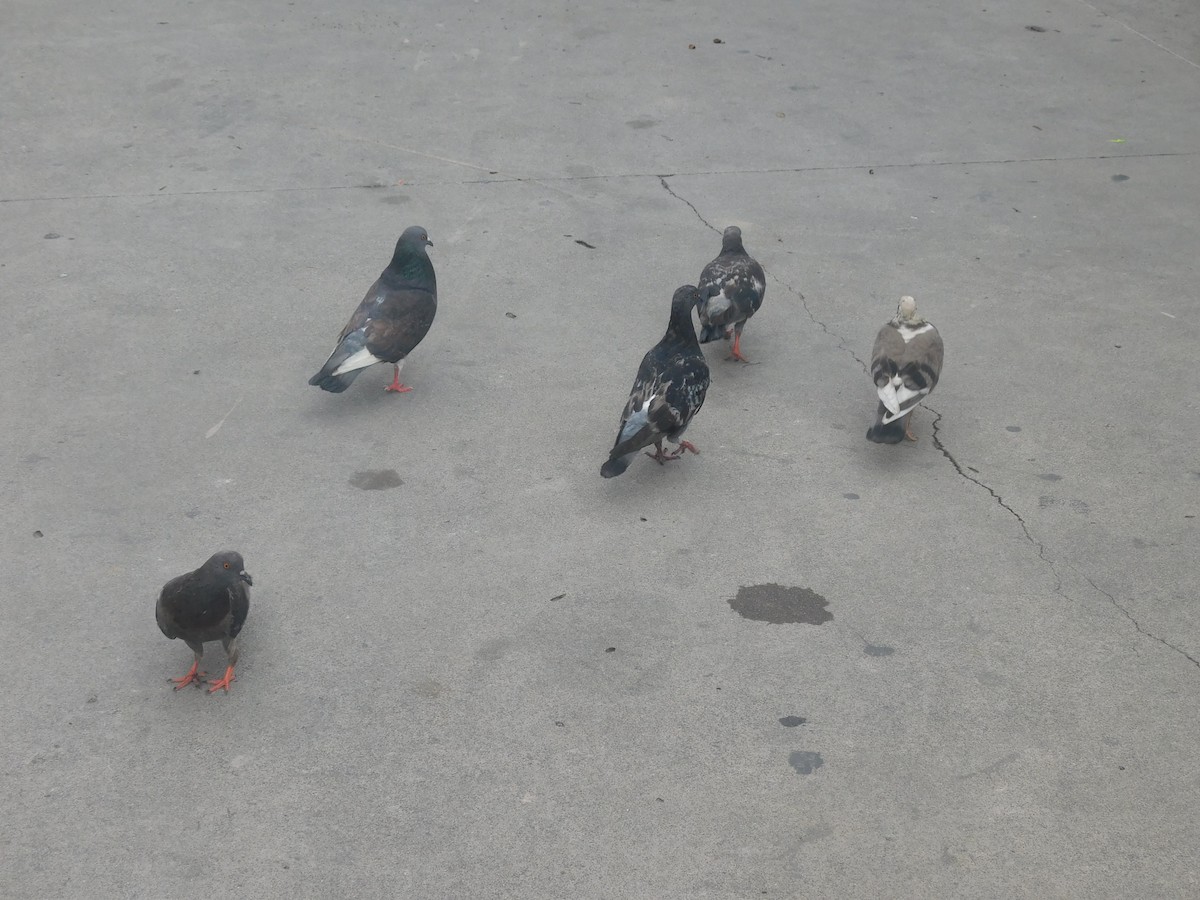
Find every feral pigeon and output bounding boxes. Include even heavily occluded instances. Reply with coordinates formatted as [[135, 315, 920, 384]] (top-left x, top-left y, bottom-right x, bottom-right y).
[[602, 285, 710, 477], [866, 296, 944, 443], [156, 551, 252, 693], [697, 225, 766, 362], [309, 225, 437, 393]]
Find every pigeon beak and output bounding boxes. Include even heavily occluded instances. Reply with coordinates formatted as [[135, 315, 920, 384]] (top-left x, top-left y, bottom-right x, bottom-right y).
[[239, 570, 253, 586], [425, 239, 434, 247]]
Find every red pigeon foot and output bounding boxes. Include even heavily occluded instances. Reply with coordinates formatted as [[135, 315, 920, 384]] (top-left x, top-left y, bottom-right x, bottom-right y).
[[208, 666, 237, 693], [170, 662, 207, 690]]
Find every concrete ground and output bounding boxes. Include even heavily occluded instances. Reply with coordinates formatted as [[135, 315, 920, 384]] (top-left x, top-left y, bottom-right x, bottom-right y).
[[3, 0, 1198, 897]]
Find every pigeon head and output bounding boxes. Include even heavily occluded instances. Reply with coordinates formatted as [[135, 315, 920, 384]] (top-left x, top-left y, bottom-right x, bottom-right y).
[[398, 225, 433, 250], [720, 225, 745, 254], [203, 550, 253, 586], [672, 284, 703, 310], [895, 295, 922, 324]]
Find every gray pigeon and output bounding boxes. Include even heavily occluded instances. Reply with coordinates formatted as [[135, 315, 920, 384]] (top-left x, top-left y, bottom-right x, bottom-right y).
[[697, 226, 766, 362], [602, 286, 710, 477], [866, 296, 944, 443], [156, 551, 252, 693], [309, 225, 437, 393]]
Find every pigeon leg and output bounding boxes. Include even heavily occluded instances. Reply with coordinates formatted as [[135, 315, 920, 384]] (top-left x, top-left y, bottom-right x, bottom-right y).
[[170, 646, 207, 690], [904, 411, 918, 442], [727, 329, 751, 363], [207, 666, 237, 693], [675, 440, 699, 456], [209, 638, 240, 693], [384, 362, 413, 393], [644, 441, 673, 464]]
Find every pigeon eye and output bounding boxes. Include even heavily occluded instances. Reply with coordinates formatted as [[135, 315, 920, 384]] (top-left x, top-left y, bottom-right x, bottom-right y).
[[223, 562, 230, 569]]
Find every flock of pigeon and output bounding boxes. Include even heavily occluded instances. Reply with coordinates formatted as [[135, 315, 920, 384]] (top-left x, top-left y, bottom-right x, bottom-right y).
[[155, 223, 944, 693]]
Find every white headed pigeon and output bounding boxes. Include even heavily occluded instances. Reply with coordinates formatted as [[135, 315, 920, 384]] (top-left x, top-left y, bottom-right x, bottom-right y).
[[310, 225, 436, 393], [697, 225, 765, 362], [867, 296, 944, 443], [602, 285, 710, 477], [156, 551, 252, 694]]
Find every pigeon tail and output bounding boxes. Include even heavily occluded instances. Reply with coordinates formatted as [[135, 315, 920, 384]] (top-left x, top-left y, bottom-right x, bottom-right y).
[[308, 366, 362, 393], [601, 454, 632, 478], [866, 402, 907, 443], [698, 322, 725, 344]]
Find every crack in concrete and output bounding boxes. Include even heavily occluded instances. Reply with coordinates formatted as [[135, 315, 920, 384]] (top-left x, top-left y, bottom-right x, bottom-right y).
[[658, 174, 1198, 674]]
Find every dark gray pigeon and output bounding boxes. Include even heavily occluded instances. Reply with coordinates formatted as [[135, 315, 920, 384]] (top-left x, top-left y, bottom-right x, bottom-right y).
[[602, 285, 710, 477], [156, 551, 252, 693], [697, 225, 766, 362], [309, 225, 437, 393], [866, 296, 944, 443]]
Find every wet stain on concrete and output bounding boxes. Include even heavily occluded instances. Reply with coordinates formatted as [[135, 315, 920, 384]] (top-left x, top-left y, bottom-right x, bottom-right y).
[[381, 194, 410, 205], [626, 117, 658, 129], [1005, 425, 1022, 432], [1131, 537, 1157, 549], [348, 469, 403, 490], [842, 492, 860, 500], [1038, 473, 1062, 481], [779, 716, 807, 727], [1112, 174, 1130, 182], [864, 644, 895, 657], [729, 584, 832, 625], [789, 751, 824, 774]]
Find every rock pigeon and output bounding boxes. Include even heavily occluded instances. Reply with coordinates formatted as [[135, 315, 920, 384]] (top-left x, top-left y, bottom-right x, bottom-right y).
[[697, 225, 766, 362], [602, 285, 710, 477], [866, 296, 944, 443], [156, 551, 252, 694], [309, 225, 437, 393]]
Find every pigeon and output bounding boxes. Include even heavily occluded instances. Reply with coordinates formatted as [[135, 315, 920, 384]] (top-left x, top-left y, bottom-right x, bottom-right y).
[[602, 285, 710, 477], [156, 551, 253, 694], [696, 225, 766, 362], [309, 225, 437, 393], [866, 296, 944, 443]]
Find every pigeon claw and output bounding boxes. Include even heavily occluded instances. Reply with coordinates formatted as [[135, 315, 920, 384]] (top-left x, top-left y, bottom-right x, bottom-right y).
[[727, 333, 751, 363], [170, 662, 207, 690], [644, 443, 675, 465], [207, 666, 237, 694], [675, 440, 699, 456], [384, 382, 413, 393]]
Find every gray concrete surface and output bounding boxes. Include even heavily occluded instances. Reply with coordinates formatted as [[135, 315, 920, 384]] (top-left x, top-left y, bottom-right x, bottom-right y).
[[3, 0, 1198, 897]]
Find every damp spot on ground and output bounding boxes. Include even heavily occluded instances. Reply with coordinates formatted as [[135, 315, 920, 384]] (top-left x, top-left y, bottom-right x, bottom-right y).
[[381, 194, 410, 205], [1038, 473, 1062, 481], [1006, 425, 1022, 433], [729, 584, 832, 625], [44, 232, 61, 239], [626, 117, 658, 129], [864, 644, 894, 657], [1112, 174, 1129, 182], [1131, 537, 1157, 549], [843, 492, 860, 500], [789, 751, 824, 774], [779, 716, 807, 727], [348, 469, 403, 490]]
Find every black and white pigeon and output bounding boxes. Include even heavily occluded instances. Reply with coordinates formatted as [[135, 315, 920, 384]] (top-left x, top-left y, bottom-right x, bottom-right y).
[[866, 296, 944, 443], [309, 225, 437, 393], [697, 225, 766, 362], [156, 551, 253, 694], [601, 285, 710, 478]]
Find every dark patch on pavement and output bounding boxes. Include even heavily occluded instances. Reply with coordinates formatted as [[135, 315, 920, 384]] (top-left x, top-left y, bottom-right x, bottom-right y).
[[789, 751, 824, 774], [729, 584, 832, 625], [864, 644, 895, 657], [348, 469, 403, 490], [779, 716, 807, 727]]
